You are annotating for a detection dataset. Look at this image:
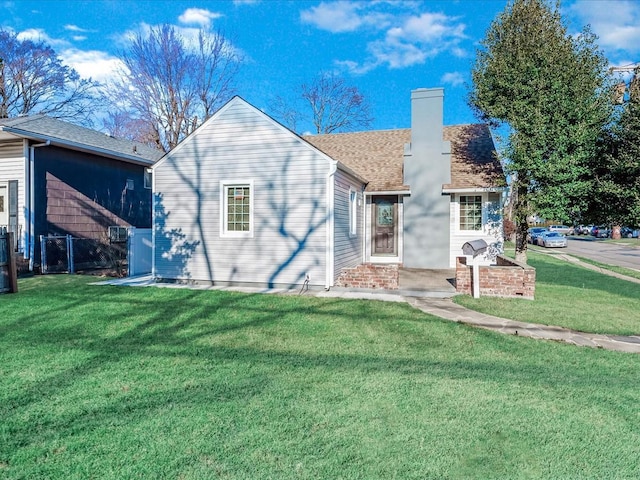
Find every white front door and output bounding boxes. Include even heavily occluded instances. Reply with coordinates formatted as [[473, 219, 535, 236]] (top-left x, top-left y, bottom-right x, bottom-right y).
[[0, 184, 8, 227]]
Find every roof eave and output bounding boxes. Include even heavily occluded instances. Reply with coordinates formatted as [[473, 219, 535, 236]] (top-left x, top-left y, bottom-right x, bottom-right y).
[[0, 126, 157, 166], [364, 189, 411, 196], [442, 185, 507, 193]]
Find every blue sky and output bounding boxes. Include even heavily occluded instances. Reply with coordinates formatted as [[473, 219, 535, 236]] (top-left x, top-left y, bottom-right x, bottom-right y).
[[2, 0, 640, 133]]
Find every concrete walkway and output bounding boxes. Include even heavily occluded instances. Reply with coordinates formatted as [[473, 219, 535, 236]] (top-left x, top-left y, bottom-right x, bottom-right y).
[[404, 296, 640, 354], [393, 251, 640, 354]]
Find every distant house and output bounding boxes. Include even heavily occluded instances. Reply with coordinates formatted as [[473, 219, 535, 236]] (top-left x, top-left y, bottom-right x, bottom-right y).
[[0, 115, 164, 270], [152, 88, 505, 289]]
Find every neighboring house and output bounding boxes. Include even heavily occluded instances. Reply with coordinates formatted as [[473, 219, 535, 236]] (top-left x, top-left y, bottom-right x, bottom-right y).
[[0, 115, 164, 270], [153, 88, 505, 289]]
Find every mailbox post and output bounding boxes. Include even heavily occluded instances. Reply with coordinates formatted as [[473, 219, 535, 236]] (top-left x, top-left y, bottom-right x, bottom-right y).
[[462, 239, 488, 299]]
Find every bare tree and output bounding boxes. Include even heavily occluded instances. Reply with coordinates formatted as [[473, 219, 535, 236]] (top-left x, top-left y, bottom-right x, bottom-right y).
[[108, 24, 241, 152], [269, 95, 303, 133], [0, 29, 101, 125], [102, 112, 158, 146], [271, 72, 374, 134], [302, 73, 373, 134]]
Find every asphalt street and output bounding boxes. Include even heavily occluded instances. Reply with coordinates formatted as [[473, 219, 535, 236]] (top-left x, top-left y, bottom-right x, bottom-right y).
[[561, 236, 640, 271]]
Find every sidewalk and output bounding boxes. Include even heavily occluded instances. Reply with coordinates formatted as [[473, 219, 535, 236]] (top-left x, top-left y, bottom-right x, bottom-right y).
[[404, 296, 640, 354]]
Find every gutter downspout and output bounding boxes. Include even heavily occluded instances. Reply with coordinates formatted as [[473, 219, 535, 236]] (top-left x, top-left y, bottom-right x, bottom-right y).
[[28, 140, 50, 271], [325, 160, 337, 290], [361, 184, 367, 264], [149, 167, 156, 280]]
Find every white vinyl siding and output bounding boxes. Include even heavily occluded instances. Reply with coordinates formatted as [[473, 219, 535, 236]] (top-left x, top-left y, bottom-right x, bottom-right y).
[[449, 192, 504, 267], [333, 169, 363, 279], [154, 99, 329, 288]]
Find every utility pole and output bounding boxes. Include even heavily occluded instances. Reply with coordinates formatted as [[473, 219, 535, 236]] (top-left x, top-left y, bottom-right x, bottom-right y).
[[610, 63, 640, 104]]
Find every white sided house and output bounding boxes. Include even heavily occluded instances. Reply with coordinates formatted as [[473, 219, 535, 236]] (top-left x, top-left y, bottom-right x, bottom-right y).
[[152, 88, 505, 289], [152, 96, 366, 289]]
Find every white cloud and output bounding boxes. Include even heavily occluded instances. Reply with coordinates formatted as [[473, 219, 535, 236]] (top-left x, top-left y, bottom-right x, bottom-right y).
[[568, 0, 640, 57], [391, 12, 466, 44], [117, 21, 243, 60], [300, 1, 390, 33], [16, 28, 68, 48], [369, 37, 428, 69], [61, 48, 124, 84], [64, 24, 93, 33], [72, 35, 87, 42], [178, 8, 222, 27], [441, 71, 465, 87], [302, 2, 467, 73]]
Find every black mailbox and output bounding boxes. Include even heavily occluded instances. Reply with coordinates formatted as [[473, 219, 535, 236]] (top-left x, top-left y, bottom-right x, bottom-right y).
[[462, 239, 488, 257]]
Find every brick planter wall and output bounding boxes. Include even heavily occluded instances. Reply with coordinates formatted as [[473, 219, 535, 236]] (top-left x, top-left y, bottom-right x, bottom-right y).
[[456, 255, 535, 299], [335, 263, 399, 290]]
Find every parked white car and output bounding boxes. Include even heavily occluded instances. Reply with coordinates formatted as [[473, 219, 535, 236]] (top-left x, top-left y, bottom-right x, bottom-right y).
[[548, 225, 572, 235], [536, 231, 568, 248]]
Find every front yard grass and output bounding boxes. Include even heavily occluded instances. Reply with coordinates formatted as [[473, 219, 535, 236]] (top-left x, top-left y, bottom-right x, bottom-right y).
[[455, 249, 640, 335], [1, 275, 639, 479]]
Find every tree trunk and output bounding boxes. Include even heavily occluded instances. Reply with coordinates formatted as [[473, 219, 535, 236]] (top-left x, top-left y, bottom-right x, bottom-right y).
[[611, 225, 621, 240], [513, 181, 528, 264], [515, 218, 528, 264]]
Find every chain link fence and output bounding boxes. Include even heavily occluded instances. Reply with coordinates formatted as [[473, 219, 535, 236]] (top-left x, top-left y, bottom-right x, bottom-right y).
[[40, 235, 127, 275]]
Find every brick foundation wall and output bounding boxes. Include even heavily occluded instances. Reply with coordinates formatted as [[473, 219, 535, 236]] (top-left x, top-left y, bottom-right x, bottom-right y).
[[335, 263, 399, 290], [456, 255, 535, 299]]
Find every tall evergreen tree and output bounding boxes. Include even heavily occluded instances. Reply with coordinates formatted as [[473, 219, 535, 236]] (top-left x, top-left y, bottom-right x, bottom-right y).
[[469, 0, 613, 262], [589, 94, 640, 232]]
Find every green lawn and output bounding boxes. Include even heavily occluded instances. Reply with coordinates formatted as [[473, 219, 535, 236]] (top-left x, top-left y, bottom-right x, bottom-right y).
[[1, 275, 639, 479], [456, 249, 640, 335]]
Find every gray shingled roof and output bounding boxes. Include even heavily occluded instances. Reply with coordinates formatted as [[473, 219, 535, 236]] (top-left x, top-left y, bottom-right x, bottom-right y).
[[304, 124, 504, 192], [0, 115, 164, 165]]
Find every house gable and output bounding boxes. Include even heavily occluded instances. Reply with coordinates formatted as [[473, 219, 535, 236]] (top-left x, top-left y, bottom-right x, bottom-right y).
[[154, 96, 365, 288]]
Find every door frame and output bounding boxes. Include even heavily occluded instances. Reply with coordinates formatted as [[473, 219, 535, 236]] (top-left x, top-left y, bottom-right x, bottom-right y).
[[366, 194, 402, 263], [371, 195, 398, 256]]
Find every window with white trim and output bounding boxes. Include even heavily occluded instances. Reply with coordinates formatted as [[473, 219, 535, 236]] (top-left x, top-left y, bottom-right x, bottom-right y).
[[221, 182, 253, 237], [144, 169, 152, 189], [459, 195, 482, 231], [349, 189, 357, 236], [487, 192, 501, 223]]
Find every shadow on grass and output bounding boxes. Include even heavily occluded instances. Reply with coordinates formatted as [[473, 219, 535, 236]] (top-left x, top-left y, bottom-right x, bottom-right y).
[[1, 274, 638, 478]]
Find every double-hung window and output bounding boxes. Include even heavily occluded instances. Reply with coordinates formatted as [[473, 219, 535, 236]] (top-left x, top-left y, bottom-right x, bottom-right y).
[[459, 195, 482, 231], [221, 181, 253, 237]]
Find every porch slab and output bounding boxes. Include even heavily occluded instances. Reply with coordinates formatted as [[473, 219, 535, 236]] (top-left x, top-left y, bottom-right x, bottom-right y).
[[398, 268, 456, 296]]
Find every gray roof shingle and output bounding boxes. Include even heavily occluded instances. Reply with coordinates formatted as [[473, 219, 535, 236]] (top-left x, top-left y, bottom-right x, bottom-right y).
[[0, 115, 163, 164]]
